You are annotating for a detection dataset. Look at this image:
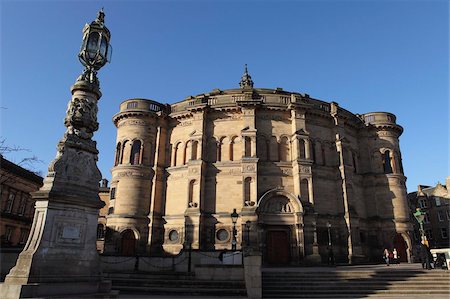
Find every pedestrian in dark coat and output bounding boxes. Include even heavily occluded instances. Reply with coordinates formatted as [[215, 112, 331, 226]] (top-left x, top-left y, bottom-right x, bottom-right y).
[[420, 242, 432, 270]]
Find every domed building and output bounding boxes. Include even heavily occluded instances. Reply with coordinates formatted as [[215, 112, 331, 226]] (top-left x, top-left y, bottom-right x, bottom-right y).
[[105, 67, 412, 265]]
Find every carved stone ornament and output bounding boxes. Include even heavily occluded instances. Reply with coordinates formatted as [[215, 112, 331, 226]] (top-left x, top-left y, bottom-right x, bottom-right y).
[[64, 97, 99, 139], [259, 196, 293, 213]]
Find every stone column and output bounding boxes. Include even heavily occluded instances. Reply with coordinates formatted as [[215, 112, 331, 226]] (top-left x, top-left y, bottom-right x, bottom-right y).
[[1, 79, 111, 298]]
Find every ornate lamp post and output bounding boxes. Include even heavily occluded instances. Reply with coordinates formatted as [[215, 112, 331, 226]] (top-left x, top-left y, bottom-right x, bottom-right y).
[[413, 208, 427, 244], [1, 11, 111, 299], [231, 209, 239, 251]]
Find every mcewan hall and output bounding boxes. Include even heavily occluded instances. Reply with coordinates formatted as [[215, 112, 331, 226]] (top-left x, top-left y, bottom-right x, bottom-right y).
[[103, 67, 412, 265]]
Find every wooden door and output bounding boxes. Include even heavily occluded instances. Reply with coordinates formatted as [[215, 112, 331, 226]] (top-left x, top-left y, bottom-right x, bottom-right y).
[[267, 230, 291, 265], [121, 230, 136, 256]]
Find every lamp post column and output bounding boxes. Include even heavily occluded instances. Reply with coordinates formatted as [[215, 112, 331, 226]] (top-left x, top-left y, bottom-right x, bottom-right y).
[[1, 10, 112, 299]]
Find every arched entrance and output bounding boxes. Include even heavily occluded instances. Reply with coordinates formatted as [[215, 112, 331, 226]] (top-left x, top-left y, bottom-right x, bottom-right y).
[[393, 233, 408, 262], [121, 229, 137, 256], [257, 188, 304, 265]]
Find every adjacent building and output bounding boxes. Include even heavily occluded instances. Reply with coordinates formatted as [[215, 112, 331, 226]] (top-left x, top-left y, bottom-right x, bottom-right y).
[[0, 155, 43, 247], [408, 178, 450, 250], [104, 69, 413, 264]]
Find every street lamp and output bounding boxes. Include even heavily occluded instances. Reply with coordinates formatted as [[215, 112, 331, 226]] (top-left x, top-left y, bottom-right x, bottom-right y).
[[78, 8, 111, 84], [231, 208, 239, 251], [327, 221, 332, 246], [413, 208, 427, 244]]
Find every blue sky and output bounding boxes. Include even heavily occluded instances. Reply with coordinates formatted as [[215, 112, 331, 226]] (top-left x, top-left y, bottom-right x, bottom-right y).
[[1, 0, 448, 192]]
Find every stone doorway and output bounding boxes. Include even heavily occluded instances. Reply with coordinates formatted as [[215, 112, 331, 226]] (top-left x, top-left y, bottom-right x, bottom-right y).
[[121, 229, 136, 256], [267, 229, 291, 265], [393, 233, 408, 263], [256, 188, 304, 265]]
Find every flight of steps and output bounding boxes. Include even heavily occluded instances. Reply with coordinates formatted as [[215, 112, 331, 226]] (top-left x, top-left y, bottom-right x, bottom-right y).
[[263, 268, 450, 298], [106, 271, 247, 297]]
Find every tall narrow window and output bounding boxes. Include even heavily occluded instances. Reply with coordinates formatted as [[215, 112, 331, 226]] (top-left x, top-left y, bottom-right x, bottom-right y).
[[279, 136, 290, 162], [191, 140, 198, 160], [115, 142, 121, 166], [244, 137, 251, 157], [383, 150, 393, 173], [130, 140, 142, 165], [300, 179, 309, 202], [311, 141, 316, 163], [269, 136, 278, 161], [244, 177, 252, 205], [299, 139, 306, 159], [110, 187, 116, 199], [173, 143, 180, 166], [120, 140, 129, 164], [188, 180, 198, 208], [18, 196, 27, 216], [5, 192, 15, 213], [184, 141, 191, 164]]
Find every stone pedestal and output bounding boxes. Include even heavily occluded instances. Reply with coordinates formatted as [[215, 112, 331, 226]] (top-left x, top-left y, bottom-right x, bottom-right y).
[[243, 253, 262, 299], [0, 80, 112, 298]]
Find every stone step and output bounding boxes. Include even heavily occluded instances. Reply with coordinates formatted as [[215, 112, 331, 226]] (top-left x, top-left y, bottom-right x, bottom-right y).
[[113, 285, 247, 296], [111, 279, 245, 289], [263, 281, 450, 287], [263, 289, 450, 296]]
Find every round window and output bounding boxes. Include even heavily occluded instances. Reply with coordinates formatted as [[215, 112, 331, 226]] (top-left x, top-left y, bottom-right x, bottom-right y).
[[168, 230, 179, 242], [216, 229, 229, 242]]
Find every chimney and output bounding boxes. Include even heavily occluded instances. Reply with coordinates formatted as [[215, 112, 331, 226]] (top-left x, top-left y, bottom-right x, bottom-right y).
[[100, 178, 109, 188]]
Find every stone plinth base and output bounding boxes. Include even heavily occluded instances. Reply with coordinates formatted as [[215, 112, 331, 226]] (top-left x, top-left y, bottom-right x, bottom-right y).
[[303, 253, 322, 265], [0, 280, 113, 299], [244, 254, 262, 299]]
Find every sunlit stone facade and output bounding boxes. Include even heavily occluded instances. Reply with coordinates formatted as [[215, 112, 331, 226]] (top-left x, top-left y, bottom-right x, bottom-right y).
[[105, 71, 413, 264]]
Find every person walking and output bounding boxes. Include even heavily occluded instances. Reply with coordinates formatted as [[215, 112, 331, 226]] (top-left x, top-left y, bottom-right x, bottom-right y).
[[420, 242, 432, 270], [383, 248, 390, 266], [393, 248, 399, 264]]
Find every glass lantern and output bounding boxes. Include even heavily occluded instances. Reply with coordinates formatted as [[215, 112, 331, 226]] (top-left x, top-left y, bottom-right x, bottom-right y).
[[78, 9, 111, 71]]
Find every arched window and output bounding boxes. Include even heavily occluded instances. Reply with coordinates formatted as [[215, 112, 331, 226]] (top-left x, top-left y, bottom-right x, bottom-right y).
[[120, 140, 129, 164], [299, 139, 306, 159], [130, 140, 142, 165], [279, 136, 290, 162], [383, 150, 393, 174], [114, 142, 121, 166], [184, 141, 191, 164], [244, 177, 252, 205], [230, 139, 234, 161], [300, 179, 309, 202], [175, 142, 184, 166], [173, 143, 180, 166]]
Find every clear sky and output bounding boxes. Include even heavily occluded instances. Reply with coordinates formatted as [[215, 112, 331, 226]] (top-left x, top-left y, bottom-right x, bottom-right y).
[[1, 0, 448, 192]]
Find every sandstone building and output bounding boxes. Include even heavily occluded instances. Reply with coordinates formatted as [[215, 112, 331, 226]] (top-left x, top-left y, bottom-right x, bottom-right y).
[[0, 156, 43, 248], [104, 68, 412, 264], [408, 178, 450, 250]]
